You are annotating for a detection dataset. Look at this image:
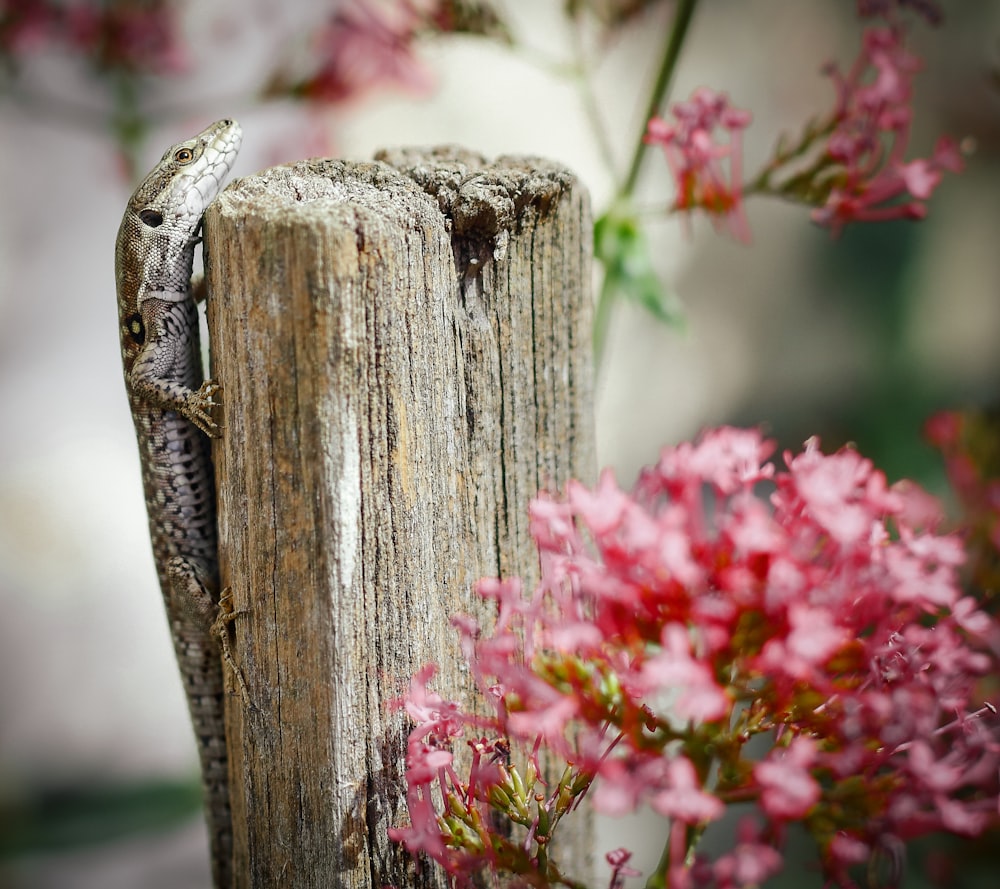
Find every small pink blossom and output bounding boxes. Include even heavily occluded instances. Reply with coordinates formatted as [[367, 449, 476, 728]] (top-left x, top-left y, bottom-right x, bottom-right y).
[[606, 847, 642, 889], [387, 782, 449, 861], [398, 664, 465, 741], [755, 737, 821, 819], [506, 694, 578, 743], [829, 832, 870, 867], [759, 602, 848, 679], [783, 437, 895, 545], [650, 756, 725, 823], [591, 756, 663, 815], [891, 478, 944, 530], [640, 624, 730, 723], [568, 469, 632, 535], [646, 88, 753, 242], [722, 496, 786, 555], [0, 0, 59, 53], [709, 818, 785, 888], [924, 410, 963, 448], [288, 0, 441, 105]]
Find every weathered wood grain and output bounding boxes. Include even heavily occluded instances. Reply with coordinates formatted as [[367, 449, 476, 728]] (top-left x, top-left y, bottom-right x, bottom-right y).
[[204, 150, 594, 888]]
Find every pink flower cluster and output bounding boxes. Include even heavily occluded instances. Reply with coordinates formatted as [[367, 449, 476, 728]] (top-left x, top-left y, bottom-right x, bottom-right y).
[[812, 25, 962, 234], [647, 19, 962, 240], [645, 89, 753, 243], [290, 0, 441, 105], [392, 427, 999, 888], [0, 0, 187, 75]]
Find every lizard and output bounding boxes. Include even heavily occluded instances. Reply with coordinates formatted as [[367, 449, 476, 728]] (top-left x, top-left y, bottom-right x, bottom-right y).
[[114, 118, 243, 888]]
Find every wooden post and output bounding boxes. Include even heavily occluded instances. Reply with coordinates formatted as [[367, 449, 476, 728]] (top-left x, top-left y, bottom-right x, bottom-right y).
[[203, 149, 594, 889]]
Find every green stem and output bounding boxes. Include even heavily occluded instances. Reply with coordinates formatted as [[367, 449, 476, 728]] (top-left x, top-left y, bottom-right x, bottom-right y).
[[621, 0, 700, 200], [645, 822, 707, 889], [644, 825, 674, 889], [742, 112, 838, 199], [594, 0, 701, 371]]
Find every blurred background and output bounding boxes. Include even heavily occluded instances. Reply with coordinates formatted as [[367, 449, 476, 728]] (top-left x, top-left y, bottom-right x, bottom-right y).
[[1, 1, 998, 887]]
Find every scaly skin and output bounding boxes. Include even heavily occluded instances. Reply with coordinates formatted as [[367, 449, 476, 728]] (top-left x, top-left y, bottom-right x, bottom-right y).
[[114, 118, 242, 888]]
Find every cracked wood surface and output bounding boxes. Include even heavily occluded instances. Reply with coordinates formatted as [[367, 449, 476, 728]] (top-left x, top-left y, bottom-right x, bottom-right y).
[[204, 149, 594, 889]]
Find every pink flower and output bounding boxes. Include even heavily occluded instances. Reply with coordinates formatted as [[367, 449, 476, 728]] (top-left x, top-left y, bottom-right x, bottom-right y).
[[506, 694, 578, 744], [592, 756, 662, 815], [828, 832, 870, 867], [924, 410, 963, 448], [646, 88, 753, 242], [891, 478, 944, 530], [387, 782, 449, 860], [640, 624, 730, 723], [398, 664, 465, 742], [0, 0, 59, 53], [677, 425, 777, 494], [812, 27, 962, 235], [722, 496, 786, 555], [606, 847, 642, 889], [650, 756, 725, 823], [402, 739, 454, 785], [291, 0, 440, 105], [1, 0, 188, 75], [392, 426, 999, 889], [883, 529, 964, 609], [709, 818, 785, 888], [783, 437, 895, 545], [759, 602, 848, 680], [754, 737, 821, 820], [568, 469, 632, 535]]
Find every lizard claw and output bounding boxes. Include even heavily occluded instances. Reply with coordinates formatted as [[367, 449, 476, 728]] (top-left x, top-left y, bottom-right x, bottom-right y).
[[186, 380, 223, 437], [213, 588, 255, 710]]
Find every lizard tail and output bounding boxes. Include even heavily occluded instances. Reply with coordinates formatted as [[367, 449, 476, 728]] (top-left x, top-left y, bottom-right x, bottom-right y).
[[173, 627, 234, 888]]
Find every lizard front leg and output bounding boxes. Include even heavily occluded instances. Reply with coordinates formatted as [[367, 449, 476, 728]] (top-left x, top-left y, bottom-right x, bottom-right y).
[[132, 297, 247, 703], [129, 297, 222, 437]]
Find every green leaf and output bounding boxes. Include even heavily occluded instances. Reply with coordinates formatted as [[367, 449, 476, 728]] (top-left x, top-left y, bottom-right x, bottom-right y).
[[594, 210, 683, 327]]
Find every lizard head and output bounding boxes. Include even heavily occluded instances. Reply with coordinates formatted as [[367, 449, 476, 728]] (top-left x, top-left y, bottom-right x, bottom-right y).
[[116, 118, 243, 303]]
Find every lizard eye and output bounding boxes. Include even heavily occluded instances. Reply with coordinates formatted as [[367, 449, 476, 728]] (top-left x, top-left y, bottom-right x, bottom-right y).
[[126, 313, 145, 345], [139, 209, 164, 227], [174, 147, 195, 164]]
